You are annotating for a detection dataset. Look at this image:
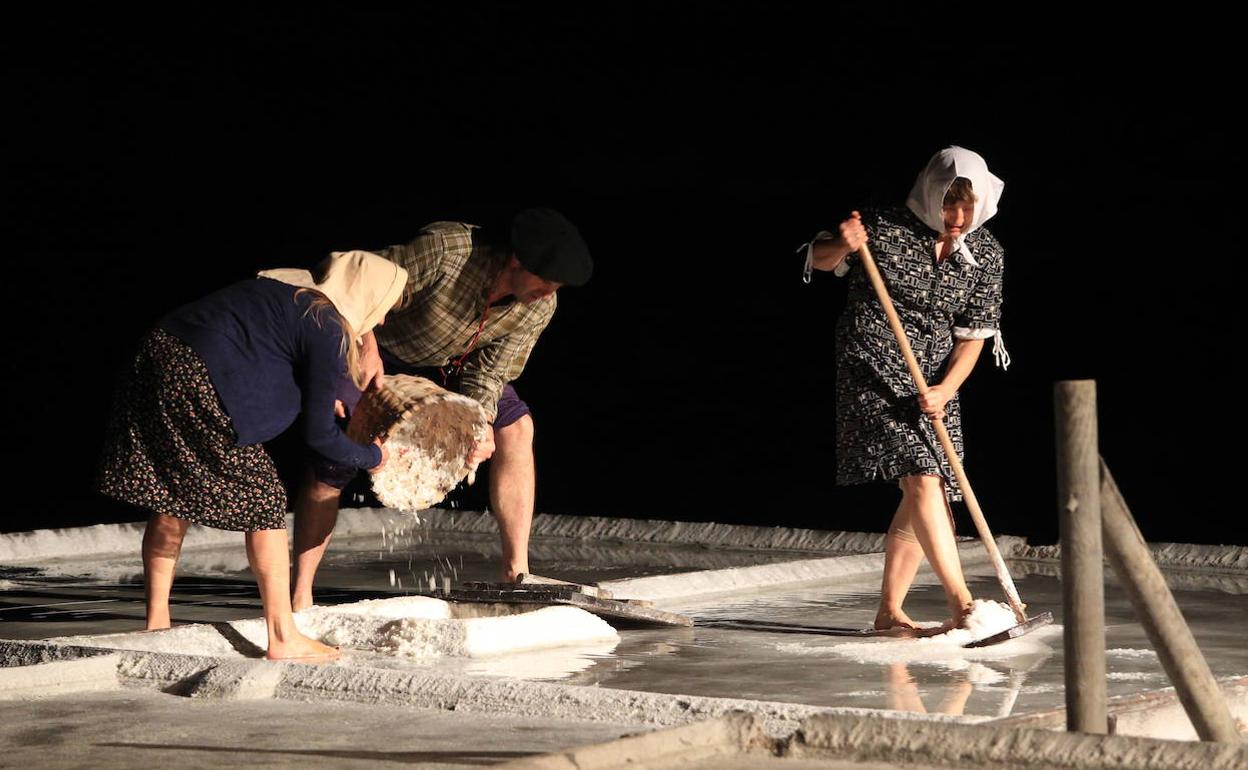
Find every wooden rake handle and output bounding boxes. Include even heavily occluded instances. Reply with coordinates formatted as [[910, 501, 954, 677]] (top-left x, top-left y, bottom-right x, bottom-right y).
[[856, 243, 1027, 623]]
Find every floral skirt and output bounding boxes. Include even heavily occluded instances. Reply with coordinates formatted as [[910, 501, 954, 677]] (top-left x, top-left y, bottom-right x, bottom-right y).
[[96, 328, 287, 531]]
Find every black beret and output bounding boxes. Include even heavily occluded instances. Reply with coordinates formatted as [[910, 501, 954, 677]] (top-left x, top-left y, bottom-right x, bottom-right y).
[[511, 208, 593, 286]]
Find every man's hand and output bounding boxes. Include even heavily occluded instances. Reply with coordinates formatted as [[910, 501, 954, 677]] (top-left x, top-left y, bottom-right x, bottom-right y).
[[360, 331, 385, 391], [918, 383, 955, 420], [468, 425, 496, 467]]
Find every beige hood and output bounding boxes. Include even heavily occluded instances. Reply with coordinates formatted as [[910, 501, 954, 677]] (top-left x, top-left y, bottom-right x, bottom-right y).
[[259, 250, 407, 340]]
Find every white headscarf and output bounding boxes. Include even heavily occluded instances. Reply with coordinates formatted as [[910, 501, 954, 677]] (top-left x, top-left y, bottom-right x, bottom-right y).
[[905, 146, 1005, 266], [259, 250, 407, 341]]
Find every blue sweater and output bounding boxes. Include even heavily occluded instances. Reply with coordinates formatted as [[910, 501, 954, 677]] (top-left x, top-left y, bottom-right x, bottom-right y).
[[159, 278, 381, 470]]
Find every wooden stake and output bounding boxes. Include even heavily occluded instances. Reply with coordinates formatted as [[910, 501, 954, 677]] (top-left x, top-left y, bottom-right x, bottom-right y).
[[1100, 458, 1242, 742], [1056, 380, 1107, 734]]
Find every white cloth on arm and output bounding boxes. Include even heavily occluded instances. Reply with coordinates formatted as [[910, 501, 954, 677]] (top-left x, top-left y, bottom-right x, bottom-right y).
[[797, 230, 837, 283], [954, 326, 1011, 371]]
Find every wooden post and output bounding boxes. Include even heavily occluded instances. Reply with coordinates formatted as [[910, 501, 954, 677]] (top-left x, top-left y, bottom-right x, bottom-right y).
[[1100, 458, 1242, 742], [1055, 380, 1107, 734]]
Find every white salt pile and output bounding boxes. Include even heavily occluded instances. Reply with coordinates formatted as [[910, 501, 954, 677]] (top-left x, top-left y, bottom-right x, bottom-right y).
[[48, 623, 243, 657], [319, 596, 453, 620], [274, 598, 617, 659], [48, 597, 619, 662], [774, 600, 1056, 665], [957, 598, 1021, 642], [376, 606, 619, 658], [294, 596, 455, 650]]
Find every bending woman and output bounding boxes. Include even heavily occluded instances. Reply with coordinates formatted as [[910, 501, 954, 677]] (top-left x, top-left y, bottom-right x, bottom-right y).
[[97, 250, 407, 661], [802, 146, 1010, 630]]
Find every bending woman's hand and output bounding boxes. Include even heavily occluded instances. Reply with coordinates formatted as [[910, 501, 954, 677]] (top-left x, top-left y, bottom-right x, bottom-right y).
[[368, 437, 390, 474], [918, 383, 955, 420]]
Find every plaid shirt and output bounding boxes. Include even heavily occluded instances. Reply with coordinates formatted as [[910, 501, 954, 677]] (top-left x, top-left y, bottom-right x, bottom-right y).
[[372, 222, 555, 419]]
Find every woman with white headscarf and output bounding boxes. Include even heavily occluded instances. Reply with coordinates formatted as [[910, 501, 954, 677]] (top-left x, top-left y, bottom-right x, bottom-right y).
[[97, 251, 407, 661], [801, 146, 1009, 630]]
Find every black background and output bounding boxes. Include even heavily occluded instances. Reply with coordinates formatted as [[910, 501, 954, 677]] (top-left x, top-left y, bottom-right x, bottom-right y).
[[7, 5, 1242, 546]]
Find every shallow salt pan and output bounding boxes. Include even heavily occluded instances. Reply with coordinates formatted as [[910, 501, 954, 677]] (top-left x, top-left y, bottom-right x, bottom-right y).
[[6, 513, 1246, 729]]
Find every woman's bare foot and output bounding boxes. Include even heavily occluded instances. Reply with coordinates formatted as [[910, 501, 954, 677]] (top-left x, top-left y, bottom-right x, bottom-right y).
[[939, 599, 976, 631], [266, 632, 340, 663], [874, 607, 919, 631]]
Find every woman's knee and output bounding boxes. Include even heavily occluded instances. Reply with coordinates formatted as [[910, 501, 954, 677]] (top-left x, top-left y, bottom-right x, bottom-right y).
[[898, 474, 945, 499], [144, 513, 189, 559]]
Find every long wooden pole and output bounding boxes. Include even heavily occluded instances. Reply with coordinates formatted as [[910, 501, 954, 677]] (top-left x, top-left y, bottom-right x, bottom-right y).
[[1055, 380, 1107, 733], [856, 243, 1026, 622]]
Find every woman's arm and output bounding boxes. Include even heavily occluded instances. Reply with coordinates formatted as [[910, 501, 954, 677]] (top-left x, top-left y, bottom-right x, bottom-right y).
[[810, 238, 855, 272], [301, 321, 384, 470], [809, 210, 868, 273], [918, 338, 985, 418]]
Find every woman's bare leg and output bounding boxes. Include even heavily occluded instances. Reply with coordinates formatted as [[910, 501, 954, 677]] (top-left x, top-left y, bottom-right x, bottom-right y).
[[291, 472, 341, 612], [901, 474, 974, 628], [245, 528, 340, 661], [875, 502, 924, 630], [885, 662, 926, 713], [142, 513, 190, 630]]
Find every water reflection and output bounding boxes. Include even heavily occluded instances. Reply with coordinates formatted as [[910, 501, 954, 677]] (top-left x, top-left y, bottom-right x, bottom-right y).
[[883, 645, 1052, 716], [885, 662, 974, 714]]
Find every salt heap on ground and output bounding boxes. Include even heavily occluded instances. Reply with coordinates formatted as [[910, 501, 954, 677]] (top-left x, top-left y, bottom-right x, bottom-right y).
[[47, 596, 619, 661]]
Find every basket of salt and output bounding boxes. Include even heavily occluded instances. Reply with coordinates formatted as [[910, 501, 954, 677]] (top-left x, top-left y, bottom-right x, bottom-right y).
[[347, 374, 489, 514]]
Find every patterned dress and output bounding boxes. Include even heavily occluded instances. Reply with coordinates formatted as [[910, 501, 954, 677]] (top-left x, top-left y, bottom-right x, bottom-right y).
[[832, 207, 1005, 501]]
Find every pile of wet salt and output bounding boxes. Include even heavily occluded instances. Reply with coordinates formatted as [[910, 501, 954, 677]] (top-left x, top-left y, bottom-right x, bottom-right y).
[[305, 598, 619, 658], [777, 599, 1040, 665], [76, 597, 618, 661], [375, 605, 619, 658], [955, 598, 1020, 643]]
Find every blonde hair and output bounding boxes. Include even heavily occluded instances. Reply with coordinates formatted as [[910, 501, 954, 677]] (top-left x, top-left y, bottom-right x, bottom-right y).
[[295, 289, 367, 388], [944, 177, 977, 205], [289, 259, 411, 389]]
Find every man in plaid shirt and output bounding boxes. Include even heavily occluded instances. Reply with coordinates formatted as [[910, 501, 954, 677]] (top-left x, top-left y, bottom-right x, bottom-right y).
[[291, 209, 592, 607]]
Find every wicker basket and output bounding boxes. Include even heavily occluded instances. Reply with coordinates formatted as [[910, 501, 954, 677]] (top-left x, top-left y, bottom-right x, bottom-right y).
[[347, 375, 488, 513]]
